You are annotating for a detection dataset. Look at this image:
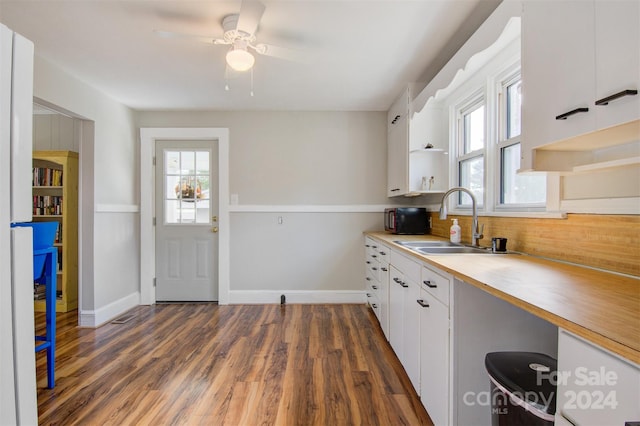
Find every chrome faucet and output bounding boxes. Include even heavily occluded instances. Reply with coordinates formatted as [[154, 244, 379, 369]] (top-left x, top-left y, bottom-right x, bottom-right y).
[[439, 187, 484, 247]]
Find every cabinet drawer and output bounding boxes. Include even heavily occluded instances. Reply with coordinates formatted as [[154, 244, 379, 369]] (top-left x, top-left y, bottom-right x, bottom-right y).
[[376, 244, 390, 263], [390, 250, 421, 283], [366, 292, 381, 320], [421, 265, 451, 306]]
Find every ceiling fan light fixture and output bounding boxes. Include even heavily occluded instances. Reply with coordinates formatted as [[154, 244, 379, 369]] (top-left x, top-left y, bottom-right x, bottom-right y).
[[226, 46, 255, 72]]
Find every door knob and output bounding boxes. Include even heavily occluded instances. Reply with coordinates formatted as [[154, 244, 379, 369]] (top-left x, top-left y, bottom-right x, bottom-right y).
[[211, 227, 218, 233]]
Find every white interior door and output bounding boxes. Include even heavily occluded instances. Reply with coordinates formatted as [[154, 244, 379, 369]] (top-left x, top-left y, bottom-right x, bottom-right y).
[[155, 140, 218, 301]]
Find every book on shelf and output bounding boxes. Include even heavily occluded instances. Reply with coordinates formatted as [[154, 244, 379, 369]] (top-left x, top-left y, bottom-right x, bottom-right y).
[[33, 167, 63, 186], [33, 195, 63, 215]]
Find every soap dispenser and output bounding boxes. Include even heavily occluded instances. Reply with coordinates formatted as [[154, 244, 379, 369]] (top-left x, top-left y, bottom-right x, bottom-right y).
[[450, 219, 461, 243]]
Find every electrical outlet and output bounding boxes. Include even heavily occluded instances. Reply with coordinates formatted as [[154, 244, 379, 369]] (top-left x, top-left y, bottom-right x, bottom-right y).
[[277, 216, 283, 225]]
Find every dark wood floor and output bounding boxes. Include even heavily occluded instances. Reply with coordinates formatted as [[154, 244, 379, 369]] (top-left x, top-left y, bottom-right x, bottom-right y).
[[35, 304, 432, 425]]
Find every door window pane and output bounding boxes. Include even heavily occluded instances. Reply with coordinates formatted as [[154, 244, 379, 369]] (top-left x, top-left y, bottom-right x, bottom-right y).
[[501, 144, 546, 204], [459, 156, 484, 206], [164, 150, 211, 224]]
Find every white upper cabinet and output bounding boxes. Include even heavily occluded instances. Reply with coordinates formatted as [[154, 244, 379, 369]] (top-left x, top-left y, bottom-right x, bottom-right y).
[[387, 88, 410, 197], [521, 0, 640, 172], [387, 87, 448, 197], [594, 0, 640, 130]]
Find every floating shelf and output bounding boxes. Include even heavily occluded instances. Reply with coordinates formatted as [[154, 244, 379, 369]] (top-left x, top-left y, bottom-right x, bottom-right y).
[[410, 148, 446, 154], [572, 156, 640, 173]]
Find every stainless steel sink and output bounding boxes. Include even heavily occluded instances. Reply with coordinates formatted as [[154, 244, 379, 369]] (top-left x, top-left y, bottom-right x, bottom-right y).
[[415, 246, 490, 254], [394, 240, 493, 254], [393, 240, 459, 248]]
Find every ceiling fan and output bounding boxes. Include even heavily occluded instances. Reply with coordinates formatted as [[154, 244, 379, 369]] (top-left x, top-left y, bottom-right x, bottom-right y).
[[155, 0, 302, 73]]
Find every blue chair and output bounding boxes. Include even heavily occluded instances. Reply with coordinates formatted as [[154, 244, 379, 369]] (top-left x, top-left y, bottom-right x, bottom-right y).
[[11, 221, 58, 389]]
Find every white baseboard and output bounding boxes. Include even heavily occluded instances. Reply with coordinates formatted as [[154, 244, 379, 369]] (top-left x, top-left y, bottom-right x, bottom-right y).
[[227, 290, 366, 305], [79, 291, 140, 327]]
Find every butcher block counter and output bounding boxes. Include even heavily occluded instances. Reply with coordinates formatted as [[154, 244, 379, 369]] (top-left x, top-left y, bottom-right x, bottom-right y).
[[365, 231, 640, 365]]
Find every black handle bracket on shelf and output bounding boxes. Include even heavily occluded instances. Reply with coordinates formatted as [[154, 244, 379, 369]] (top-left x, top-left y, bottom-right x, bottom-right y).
[[595, 89, 638, 106], [555, 107, 589, 120]]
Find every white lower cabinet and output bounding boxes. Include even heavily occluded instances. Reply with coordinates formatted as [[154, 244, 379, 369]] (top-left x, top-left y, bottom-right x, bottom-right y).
[[364, 238, 391, 338], [388, 245, 451, 421], [418, 265, 451, 426], [389, 251, 422, 393], [555, 329, 640, 425]]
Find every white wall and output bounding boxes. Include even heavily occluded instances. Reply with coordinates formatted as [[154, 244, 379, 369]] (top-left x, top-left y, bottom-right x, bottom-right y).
[[137, 110, 388, 303], [33, 56, 139, 321]]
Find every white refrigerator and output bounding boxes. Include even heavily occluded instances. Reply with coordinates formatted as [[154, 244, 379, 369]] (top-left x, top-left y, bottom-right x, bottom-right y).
[[0, 23, 38, 424]]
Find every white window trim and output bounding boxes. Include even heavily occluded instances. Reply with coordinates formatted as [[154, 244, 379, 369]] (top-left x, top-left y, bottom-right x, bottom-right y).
[[447, 44, 551, 217], [453, 90, 486, 209]]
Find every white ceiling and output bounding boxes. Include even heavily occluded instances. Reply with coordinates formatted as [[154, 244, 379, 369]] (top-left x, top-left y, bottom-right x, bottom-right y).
[[0, 0, 499, 112]]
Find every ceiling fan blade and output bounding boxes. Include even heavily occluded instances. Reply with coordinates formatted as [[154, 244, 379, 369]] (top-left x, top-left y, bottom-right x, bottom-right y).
[[153, 29, 216, 44], [256, 43, 311, 64], [236, 0, 265, 35]]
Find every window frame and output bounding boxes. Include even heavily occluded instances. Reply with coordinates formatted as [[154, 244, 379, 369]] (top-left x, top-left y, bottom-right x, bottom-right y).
[[495, 67, 546, 211], [448, 49, 547, 217], [454, 91, 486, 208]]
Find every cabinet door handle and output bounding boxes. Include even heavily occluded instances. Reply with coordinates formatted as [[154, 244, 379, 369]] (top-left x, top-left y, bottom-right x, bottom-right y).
[[381, 267, 388, 272], [393, 277, 401, 284], [366, 293, 371, 297], [401, 282, 409, 288], [390, 188, 401, 192], [372, 285, 378, 290], [595, 89, 638, 106], [417, 299, 430, 308], [372, 267, 378, 271], [366, 277, 371, 281], [366, 261, 371, 264], [555, 107, 589, 120], [423, 280, 437, 288], [391, 114, 401, 124], [372, 304, 378, 309], [372, 254, 377, 258], [379, 251, 386, 256]]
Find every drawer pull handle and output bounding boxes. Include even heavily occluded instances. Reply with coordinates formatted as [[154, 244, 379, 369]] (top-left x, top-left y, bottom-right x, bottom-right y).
[[366, 261, 371, 264], [401, 282, 409, 288], [366, 277, 371, 281], [372, 245, 378, 249], [372, 254, 377, 258], [365, 244, 370, 248], [595, 89, 637, 106], [390, 188, 401, 192], [555, 107, 589, 120], [417, 299, 430, 308], [366, 293, 371, 297], [379, 251, 386, 255], [372, 267, 378, 271], [372, 285, 378, 290], [372, 303, 378, 309], [423, 280, 437, 288], [381, 267, 388, 272]]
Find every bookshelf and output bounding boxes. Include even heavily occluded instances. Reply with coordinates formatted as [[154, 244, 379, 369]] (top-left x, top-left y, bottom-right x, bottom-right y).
[[32, 151, 78, 312]]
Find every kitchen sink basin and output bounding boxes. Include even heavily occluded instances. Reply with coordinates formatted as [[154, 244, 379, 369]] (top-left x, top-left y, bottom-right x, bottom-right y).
[[393, 240, 459, 248], [415, 246, 491, 254], [394, 240, 495, 254]]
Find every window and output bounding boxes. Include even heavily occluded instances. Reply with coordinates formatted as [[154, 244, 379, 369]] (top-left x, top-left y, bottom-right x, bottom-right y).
[[498, 74, 545, 207], [164, 150, 211, 224], [450, 57, 546, 215], [456, 96, 485, 207]]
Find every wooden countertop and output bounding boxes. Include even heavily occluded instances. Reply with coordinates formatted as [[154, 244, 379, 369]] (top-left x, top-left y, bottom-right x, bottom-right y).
[[366, 232, 640, 365]]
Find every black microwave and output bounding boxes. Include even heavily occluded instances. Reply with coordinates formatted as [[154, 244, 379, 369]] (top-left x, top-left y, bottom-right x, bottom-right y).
[[384, 207, 430, 235]]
